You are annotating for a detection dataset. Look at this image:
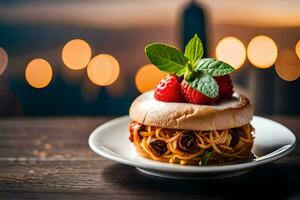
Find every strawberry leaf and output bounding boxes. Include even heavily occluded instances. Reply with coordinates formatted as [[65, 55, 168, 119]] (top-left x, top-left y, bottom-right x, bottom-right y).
[[145, 43, 188, 76], [195, 58, 235, 76], [187, 72, 218, 98], [184, 34, 203, 65]]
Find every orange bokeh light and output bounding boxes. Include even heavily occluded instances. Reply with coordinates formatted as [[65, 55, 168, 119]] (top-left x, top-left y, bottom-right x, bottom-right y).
[[25, 58, 53, 88], [296, 40, 300, 60], [135, 64, 168, 93], [215, 37, 246, 70], [247, 35, 278, 69], [275, 49, 300, 81], [62, 39, 92, 70], [87, 54, 120, 86], [0, 47, 8, 76]]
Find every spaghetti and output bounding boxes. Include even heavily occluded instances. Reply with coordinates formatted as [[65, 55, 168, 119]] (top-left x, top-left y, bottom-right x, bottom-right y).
[[129, 121, 254, 165]]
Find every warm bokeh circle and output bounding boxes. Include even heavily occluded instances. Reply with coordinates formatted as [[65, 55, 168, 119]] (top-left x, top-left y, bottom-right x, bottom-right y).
[[247, 35, 278, 69], [62, 39, 92, 70], [275, 49, 300, 81], [0, 47, 8, 76], [296, 40, 300, 60], [25, 58, 53, 88], [87, 54, 120, 86], [216, 37, 246, 70], [135, 64, 168, 93]]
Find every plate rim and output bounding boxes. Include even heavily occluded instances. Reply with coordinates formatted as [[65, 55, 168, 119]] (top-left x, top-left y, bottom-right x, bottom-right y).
[[88, 115, 296, 173]]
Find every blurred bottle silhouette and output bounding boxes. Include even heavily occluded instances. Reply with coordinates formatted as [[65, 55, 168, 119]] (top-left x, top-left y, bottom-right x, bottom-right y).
[[181, 0, 208, 57], [250, 67, 300, 115], [273, 73, 300, 115], [249, 67, 276, 114]]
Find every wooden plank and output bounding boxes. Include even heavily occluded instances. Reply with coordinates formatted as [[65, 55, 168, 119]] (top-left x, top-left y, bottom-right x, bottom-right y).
[[1, 192, 208, 200], [0, 117, 111, 158], [0, 116, 300, 199], [0, 159, 300, 199]]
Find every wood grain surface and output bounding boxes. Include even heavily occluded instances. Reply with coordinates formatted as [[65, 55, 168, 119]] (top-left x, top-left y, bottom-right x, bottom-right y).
[[0, 116, 299, 200]]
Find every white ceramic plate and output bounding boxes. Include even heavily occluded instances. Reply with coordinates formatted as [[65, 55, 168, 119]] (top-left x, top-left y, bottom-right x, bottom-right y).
[[88, 116, 296, 180]]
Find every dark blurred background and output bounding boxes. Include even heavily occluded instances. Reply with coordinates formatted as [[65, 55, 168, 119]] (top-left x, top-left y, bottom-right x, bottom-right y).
[[0, 0, 300, 117]]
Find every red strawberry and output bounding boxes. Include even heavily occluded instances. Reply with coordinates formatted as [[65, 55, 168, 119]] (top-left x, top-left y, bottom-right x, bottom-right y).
[[181, 80, 218, 104], [154, 75, 184, 102], [214, 75, 233, 99]]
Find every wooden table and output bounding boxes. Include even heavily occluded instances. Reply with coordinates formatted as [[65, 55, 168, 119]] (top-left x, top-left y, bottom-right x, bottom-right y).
[[0, 116, 299, 199]]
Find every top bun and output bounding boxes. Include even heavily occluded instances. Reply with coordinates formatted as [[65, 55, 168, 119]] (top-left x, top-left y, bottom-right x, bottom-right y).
[[129, 90, 253, 131]]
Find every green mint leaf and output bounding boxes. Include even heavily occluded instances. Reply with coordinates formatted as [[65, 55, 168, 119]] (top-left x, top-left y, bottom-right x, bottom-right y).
[[145, 43, 188, 76], [184, 34, 204, 65], [195, 58, 235, 77], [187, 72, 218, 98], [202, 151, 212, 165]]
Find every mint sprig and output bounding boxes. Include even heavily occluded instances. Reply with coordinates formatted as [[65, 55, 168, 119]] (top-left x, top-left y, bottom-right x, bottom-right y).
[[145, 34, 235, 98], [184, 34, 203, 66], [195, 58, 234, 77], [188, 73, 218, 98], [145, 43, 188, 76]]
